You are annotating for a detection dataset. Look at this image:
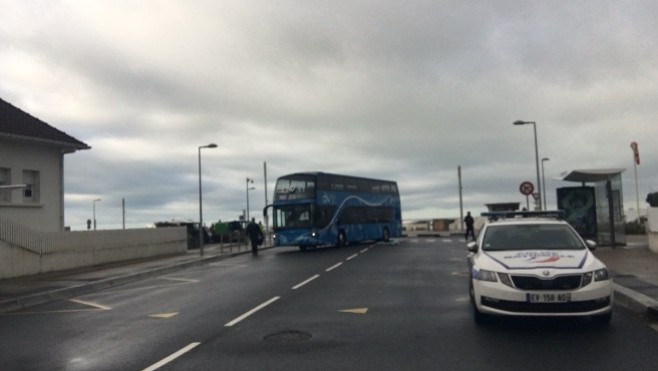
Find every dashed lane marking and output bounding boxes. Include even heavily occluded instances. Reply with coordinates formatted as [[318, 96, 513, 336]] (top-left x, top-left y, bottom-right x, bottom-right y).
[[142, 342, 201, 371], [224, 296, 281, 327], [69, 298, 111, 311], [326, 262, 343, 272], [292, 274, 320, 290], [346, 254, 359, 261]]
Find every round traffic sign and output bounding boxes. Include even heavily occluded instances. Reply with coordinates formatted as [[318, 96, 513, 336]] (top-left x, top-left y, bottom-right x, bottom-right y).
[[519, 181, 534, 196]]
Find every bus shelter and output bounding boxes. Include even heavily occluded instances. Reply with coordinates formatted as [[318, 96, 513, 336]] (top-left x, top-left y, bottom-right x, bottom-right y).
[[557, 169, 625, 246]]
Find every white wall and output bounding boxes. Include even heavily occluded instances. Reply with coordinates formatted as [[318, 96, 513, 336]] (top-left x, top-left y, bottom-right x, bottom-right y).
[[0, 227, 187, 278], [0, 139, 64, 232]]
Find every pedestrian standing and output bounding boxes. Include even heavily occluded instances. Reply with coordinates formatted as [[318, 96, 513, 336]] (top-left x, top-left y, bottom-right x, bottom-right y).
[[465, 211, 475, 241], [246, 217, 264, 255]]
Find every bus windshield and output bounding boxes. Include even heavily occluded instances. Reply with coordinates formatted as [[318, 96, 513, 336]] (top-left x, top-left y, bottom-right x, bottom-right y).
[[274, 204, 314, 229]]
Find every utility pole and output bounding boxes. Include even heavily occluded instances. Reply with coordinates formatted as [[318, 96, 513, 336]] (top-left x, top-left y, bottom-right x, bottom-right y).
[[458, 166, 464, 232]]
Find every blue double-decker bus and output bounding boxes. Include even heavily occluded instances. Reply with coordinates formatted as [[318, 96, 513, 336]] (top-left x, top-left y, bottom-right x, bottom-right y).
[[264, 172, 402, 250]]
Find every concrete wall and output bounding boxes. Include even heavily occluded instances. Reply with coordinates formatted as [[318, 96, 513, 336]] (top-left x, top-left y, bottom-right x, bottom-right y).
[[0, 227, 187, 279]]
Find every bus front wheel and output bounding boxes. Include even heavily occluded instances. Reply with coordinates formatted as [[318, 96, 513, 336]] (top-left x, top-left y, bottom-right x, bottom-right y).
[[336, 230, 347, 248]]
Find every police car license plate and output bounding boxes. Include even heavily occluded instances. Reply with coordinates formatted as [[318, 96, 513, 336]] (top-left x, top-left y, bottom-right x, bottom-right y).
[[526, 293, 571, 303]]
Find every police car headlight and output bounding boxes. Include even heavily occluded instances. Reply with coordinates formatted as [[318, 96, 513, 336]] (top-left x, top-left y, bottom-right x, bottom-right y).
[[594, 268, 610, 281], [475, 269, 498, 282]]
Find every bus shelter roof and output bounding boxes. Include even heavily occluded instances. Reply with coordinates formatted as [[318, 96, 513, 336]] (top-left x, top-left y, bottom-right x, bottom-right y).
[[559, 168, 625, 183]]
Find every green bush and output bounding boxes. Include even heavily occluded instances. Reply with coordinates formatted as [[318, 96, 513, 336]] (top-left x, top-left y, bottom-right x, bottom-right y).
[[647, 192, 658, 207]]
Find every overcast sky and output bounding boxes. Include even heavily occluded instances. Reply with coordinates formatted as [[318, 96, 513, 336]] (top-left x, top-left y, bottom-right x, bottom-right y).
[[2, 0, 657, 230]]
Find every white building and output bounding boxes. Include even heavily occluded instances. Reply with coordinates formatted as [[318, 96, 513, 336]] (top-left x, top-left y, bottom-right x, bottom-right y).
[[0, 98, 89, 232]]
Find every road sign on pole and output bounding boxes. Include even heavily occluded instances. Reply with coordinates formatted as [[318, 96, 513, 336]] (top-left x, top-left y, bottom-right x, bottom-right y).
[[519, 181, 534, 196]]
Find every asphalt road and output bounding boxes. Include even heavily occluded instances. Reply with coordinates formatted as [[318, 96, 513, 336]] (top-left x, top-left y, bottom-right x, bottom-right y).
[[1, 237, 658, 370]]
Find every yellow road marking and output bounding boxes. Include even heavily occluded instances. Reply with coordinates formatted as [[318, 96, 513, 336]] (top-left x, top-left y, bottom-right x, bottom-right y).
[[149, 312, 179, 319], [339, 308, 368, 314], [69, 298, 111, 311]]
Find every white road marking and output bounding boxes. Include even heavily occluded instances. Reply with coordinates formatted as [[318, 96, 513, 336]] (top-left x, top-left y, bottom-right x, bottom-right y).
[[443, 239, 453, 243], [224, 296, 281, 327], [142, 342, 201, 371], [159, 277, 200, 283], [425, 239, 436, 243], [68, 298, 111, 311], [208, 262, 247, 268], [326, 262, 343, 272], [149, 312, 179, 319], [292, 274, 320, 290], [360, 248, 369, 253], [346, 254, 358, 261]]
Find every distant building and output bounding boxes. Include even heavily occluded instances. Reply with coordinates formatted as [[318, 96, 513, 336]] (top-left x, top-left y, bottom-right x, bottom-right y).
[[485, 202, 521, 212], [0, 98, 90, 231]]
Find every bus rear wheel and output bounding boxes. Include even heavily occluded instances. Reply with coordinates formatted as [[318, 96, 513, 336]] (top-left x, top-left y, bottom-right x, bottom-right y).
[[336, 230, 347, 248], [382, 228, 390, 242]]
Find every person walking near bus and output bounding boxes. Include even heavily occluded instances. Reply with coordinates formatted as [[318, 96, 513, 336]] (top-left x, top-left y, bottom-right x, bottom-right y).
[[464, 211, 475, 241], [246, 217, 264, 255]]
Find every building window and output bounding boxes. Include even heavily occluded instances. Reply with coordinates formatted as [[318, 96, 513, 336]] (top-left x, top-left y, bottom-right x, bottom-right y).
[[22, 170, 40, 203], [0, 167, 11, 202]]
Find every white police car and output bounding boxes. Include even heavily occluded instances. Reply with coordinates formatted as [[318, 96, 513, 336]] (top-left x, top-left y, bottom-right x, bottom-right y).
[[467, 211, 613, 324]]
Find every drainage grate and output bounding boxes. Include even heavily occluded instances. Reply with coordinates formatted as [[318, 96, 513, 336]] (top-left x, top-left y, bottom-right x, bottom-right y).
[[263, 330, 312, 343]]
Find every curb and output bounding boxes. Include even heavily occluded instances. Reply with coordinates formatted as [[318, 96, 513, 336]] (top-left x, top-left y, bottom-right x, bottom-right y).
[[0, 247, 261, 314], [612, 283, 658, 320]]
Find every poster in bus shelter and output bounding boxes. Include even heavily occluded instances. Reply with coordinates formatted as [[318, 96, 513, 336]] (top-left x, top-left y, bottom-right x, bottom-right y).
[[557, 186, 597, 240]]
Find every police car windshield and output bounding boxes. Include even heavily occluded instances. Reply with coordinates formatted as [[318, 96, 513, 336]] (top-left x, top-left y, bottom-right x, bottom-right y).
[[482, 224, 585, 251]]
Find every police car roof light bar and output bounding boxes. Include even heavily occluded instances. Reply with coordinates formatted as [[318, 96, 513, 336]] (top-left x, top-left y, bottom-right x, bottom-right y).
[[480, 210, 565, 220]]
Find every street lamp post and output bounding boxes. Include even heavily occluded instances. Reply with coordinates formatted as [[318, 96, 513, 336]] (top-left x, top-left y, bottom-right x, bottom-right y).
[[198, 143, 218, 256], [513, 120, 542, 210], [246, 177, 255, 221], [541, 157, 550, 210], [92, 198, 101, 230]]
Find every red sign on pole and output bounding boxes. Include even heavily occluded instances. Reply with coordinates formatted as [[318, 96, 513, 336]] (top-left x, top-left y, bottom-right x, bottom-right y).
[[519, 181, 534, 196], [630, 141, 640, 165]]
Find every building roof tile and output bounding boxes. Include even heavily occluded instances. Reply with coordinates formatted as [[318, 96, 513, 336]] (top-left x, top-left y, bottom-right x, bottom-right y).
[[0, 97, 90, 151]]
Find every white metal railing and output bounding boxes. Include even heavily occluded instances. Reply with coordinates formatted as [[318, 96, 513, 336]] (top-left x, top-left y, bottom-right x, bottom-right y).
[[0, 217, 186, 255]]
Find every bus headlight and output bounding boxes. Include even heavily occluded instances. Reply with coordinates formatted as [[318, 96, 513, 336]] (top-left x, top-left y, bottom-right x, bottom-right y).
[[310, 229, 318, 237]]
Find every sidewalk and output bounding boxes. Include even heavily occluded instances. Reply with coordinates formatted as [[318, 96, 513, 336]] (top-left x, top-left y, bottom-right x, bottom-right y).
[[0, 242, 266, 313], [594, 234, 658, 319], [1, 236, 658, 319]]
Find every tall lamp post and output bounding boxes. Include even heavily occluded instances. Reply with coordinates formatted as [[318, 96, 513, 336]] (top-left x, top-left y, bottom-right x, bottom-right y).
[[198, 143, 218, 256], [92, 198, 101, 230], [246, 177, 255, 221], [513, 120, 542, 210], [541, 157, 550, 210]]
